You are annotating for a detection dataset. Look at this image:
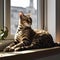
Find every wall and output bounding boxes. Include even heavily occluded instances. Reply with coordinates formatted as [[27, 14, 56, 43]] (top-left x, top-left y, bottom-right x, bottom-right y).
[[0, 0, 4, 28], [56, 0, 60, 42], [36, 54, 60, 60]]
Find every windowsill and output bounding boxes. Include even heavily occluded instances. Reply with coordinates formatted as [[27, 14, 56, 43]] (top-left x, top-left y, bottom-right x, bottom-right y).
[[0, 46, 60, 60]]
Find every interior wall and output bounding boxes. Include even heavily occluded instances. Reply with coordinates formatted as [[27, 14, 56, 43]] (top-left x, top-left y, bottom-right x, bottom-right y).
[[56, 0, 60, 42], [0, 0, 4, 28], [36, 54, 60, 60]]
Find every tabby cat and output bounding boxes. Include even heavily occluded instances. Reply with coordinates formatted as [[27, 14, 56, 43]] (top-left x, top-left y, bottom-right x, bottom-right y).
[[3, 12, 60, 52]]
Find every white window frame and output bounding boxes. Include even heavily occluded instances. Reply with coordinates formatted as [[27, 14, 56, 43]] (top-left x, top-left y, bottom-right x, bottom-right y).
[[4, 0, 56, 42]]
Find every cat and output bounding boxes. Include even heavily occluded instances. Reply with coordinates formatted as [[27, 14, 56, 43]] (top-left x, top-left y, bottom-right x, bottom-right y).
[[3, 12, 36, 52], [3, 12, 60, 52]]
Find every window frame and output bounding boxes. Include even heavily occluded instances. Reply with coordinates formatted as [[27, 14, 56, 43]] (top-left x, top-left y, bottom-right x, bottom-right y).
[[4, 0, 44, 39], [4, 0, 57, 43]]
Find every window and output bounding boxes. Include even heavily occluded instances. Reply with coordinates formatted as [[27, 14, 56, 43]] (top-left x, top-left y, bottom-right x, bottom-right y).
[[4, 0, 43, 39], [10, 0, 38, 35], [4, 0, 56, 42]]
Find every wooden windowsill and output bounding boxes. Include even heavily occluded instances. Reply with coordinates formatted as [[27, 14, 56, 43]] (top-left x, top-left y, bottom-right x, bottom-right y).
[[0, 46, 60, 60]]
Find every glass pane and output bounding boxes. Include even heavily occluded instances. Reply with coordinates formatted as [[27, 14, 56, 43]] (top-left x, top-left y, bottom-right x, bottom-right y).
[[10, 0, 37, 35]]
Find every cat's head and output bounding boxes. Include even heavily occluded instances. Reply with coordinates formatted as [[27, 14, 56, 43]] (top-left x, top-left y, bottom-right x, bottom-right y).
[[19, 11, 32, 27]]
